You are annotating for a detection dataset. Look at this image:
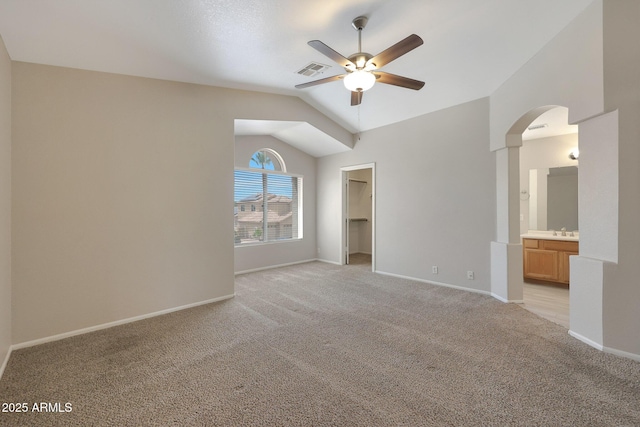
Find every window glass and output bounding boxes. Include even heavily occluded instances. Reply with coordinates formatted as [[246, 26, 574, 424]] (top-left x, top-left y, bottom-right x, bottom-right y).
[[249, 149, 282, 171], [235, 151, 301, 245]]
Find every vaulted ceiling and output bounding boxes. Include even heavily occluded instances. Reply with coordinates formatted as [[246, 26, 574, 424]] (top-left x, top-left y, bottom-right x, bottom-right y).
[[0, 0, 594, 134]]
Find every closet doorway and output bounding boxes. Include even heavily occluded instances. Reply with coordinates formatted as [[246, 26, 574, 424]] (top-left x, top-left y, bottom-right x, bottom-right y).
[[341, 164, 375, 270]]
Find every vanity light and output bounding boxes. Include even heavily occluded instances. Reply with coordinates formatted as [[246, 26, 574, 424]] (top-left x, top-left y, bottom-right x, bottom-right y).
[[569, 149, 579, 160]]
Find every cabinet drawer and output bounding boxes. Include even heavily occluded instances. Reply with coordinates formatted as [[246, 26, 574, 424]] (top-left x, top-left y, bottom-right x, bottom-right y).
[[542, 240, 579, 252], [523, 239, 539, 249]]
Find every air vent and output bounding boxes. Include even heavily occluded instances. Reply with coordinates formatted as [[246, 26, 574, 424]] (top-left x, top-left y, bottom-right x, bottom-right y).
[[527, 123, 548, 131], [296, 62, 331, 77]]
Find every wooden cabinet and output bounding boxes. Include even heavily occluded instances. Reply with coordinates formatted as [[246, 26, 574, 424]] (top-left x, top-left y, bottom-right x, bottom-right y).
[[523, 238, 579, 285]]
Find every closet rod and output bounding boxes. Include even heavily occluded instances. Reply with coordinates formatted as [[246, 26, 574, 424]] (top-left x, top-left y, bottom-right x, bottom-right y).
[[348, 179, 367, 184]]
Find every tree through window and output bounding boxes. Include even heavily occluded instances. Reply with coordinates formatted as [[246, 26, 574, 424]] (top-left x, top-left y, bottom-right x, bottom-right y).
[[234, 149, 302, 245]]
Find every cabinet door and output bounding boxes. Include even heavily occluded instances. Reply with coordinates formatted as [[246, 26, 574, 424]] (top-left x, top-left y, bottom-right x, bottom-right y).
[[559, 251, 578, 284], [524, 249, 559, 281]]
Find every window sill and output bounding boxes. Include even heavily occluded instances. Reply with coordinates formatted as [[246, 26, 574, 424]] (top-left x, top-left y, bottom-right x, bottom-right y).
[[235, 238, 303, 248]]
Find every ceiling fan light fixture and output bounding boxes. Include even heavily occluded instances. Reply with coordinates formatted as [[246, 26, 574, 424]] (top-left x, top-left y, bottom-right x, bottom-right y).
[[343, 70, 376, 92]]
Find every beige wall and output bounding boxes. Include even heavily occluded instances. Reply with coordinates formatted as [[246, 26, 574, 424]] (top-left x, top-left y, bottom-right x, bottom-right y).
[[0, 36, 11, 371], [600, 0, 640, 357], [11, 62, 348, 344], [318, 98, 494, 293]]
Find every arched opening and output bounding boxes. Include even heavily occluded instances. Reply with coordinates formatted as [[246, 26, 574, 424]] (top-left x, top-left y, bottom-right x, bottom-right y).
[[507, 106, 579, 328]]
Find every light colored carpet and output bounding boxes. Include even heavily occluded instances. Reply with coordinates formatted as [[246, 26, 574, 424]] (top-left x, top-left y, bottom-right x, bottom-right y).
[[1, 260, 639, 426]]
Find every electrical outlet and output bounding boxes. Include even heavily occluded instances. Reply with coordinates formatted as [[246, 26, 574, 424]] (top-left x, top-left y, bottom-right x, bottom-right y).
[[467, 271, 474, 280], [432, 266, 438, 274]]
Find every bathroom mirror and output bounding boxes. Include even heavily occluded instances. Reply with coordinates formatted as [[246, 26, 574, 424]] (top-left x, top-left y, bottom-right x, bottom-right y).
[[528, 166, 578, 231]]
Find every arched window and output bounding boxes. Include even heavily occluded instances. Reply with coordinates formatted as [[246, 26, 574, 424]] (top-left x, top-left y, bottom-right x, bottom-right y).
[[234, 148, 302, 245], [248, 148, 285, 172]]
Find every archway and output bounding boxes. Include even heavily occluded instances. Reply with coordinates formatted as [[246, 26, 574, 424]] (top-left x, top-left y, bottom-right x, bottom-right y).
[[518, 107, 579, 327], [491, 105, 578, 305]]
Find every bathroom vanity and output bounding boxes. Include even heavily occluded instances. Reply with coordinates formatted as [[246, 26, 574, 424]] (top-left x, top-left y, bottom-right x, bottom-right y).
[[522, 233, 579, 285]]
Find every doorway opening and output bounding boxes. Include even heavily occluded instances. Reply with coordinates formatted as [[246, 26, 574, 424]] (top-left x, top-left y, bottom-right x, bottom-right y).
[[517, 106, 579, 328], [341, 164, 375, 271]]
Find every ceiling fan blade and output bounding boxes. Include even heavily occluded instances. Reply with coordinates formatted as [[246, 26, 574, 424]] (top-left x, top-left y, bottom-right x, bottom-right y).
[[351, 91, 363, 106], [308, 40, 355, 69], [366, 34, 423, 69], [374, 71, 425, 90], [295, 74, 346, 89]]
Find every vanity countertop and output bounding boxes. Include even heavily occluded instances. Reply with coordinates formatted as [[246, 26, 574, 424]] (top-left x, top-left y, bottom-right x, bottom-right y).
[[521, 232, 579, 242]]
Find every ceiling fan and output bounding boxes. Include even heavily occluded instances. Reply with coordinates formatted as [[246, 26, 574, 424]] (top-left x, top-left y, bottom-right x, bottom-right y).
[[295, 16, 425, 106]]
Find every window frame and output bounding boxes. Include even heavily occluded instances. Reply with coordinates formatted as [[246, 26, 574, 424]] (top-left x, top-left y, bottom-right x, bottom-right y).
[[234, 166, 303, 247]]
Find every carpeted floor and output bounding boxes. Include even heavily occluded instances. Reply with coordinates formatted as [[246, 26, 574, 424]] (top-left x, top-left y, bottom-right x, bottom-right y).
[[1, 260, 639, 426]]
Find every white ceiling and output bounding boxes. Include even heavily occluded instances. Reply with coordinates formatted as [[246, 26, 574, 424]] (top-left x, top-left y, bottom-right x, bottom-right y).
[[235, 119, 352, 158], [0, 0, 594, 136]]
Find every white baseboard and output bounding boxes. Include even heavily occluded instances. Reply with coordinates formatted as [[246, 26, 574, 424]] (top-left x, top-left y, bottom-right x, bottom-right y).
[[491, 293, 524, 304], [603, 345, 640, 362], [317, 258, 342, 266], [375, 270, 491, 297], [0, 346, 12, 381], [235, 259, 317, 275], [11, 294, 235, 352], [568, 330, 604, 351], [568, 330, 640, 361]]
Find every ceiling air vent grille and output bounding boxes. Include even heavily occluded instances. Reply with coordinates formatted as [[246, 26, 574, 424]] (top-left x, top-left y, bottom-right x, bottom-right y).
[[296, 62, 331, 77]]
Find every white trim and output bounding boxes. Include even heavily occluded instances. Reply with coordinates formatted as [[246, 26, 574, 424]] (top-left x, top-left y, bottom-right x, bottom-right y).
[[235, 259, 317, 275], [11, 294, 235, 351], [568, 330, 604, 351], [491, 293, 524, 304], [235, 237, 303, 248], [341, 163, 376, 272], [0, 347, 12, 381], [234, 166, 302, 178], [375, 270, 491, 296], [317, 258, 342, 266], [603, 345, 640, 362]]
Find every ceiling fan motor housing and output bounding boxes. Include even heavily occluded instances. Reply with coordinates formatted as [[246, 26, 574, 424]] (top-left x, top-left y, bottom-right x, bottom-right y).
[[352, 16, 368, 31], [347, 52, 373, 71]]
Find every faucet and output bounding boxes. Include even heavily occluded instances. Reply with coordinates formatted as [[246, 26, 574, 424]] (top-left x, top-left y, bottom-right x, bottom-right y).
[[561, 227, 567, 236]]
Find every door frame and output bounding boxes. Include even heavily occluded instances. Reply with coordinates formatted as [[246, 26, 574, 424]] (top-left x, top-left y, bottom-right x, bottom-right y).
[[341, 163, 375, 271]]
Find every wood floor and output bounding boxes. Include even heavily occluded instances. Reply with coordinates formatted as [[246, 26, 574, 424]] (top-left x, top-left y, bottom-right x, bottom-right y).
[[522, 281, 570, 328]]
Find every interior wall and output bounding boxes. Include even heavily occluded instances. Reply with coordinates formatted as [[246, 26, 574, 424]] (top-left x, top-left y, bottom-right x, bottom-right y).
[[233, 135, 317, 273], [0, 36, 12, 372], [519, 133, 579, 234], [490, 1, 604, 153], [11, 62, 350, 344], [318, 97, 494, 293], [600, 0, 640, 357]]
